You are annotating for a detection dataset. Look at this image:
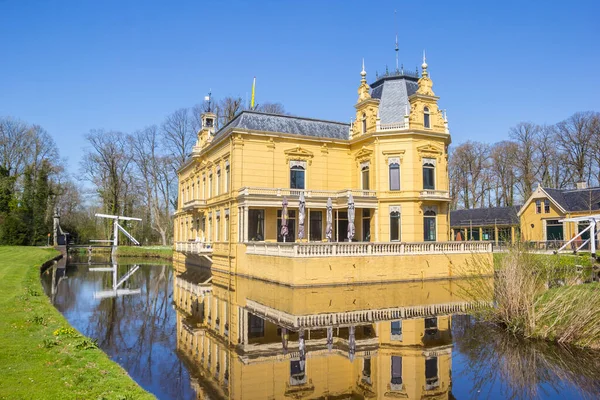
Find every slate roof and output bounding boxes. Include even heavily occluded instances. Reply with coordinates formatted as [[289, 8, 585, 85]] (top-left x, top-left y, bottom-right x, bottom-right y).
[[450, 206, 521, 227], [214, 111, 350, 140], [370, 75, 419, 124], [543, 187, 600, 212]]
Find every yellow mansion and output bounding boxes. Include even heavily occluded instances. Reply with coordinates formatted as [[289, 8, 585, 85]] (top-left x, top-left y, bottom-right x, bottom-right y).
[[174, 59, 492, 285]]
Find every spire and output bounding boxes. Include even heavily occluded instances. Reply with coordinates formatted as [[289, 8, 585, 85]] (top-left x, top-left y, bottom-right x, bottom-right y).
[[204, 90, 212, 112], [361, 58, 366, 81], [422, 50, 428, 77], [394, 10, 399, 71]]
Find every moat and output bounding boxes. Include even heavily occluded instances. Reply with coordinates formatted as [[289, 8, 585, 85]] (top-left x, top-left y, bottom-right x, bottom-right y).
[[42, 254, 600, 399]]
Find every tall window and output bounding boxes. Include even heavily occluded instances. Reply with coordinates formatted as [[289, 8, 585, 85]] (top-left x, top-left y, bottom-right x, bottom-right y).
[[424, 210, 436, 241], [216, 167, 221, 196], [248, 313, 265, 339], [424, 317, 438, 336], [277, 210, 296, 242], [191, 183, 195, 200], [362, 358, 372, 384], [362, 209, 371, 241], [361, 162, 370, 190], [290, 359, 307, 386], [424, 107, 431, 128], [389, 158, 400, 191], [391, 356, 403, 388], [390, 208, 401, 241], [248, 209, 265, 241], [423, 159, 435, 190], [290, 161, 306, 190], [209, 173, 213, 198], [536, 200, 541, 214], [225, 210, 229, 241], [544, 199, 550, 213], [225, 161, 230, 193], [202, 174, 206, 199], [309, 211, 322, 241], [362, 113, 367, 134], [215, 213, 220, 242], [391, 320, 403, 340], [425, 357, 439, 390]]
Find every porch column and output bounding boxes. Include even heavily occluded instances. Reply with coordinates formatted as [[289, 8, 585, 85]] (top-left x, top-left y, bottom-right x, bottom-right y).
[[450, 228, 455, 240], [243, 206, 249, 242], [511, 226, 516, 244], [464, 228, 467, 241], [479, 227, 483, 241], [374, 207, 379, 242], [591, 220, 596, 255], [494, 226, 499, 245]]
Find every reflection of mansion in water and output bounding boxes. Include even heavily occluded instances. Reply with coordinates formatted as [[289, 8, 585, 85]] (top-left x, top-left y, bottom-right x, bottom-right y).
[[174, 58, 492, 285], [173, 263, 483, 399]]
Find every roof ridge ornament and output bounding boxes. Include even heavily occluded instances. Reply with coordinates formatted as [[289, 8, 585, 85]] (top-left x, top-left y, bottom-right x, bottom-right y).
[[422, 50, 428, 77]]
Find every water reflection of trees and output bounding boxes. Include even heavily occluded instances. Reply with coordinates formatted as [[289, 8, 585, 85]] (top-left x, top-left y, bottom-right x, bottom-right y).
[[47, 256, 193, 400], [453, 314, 600, 400]]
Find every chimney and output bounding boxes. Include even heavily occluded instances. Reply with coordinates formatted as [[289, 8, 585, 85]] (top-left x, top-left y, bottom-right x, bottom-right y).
[[576, 181, 588, 190]]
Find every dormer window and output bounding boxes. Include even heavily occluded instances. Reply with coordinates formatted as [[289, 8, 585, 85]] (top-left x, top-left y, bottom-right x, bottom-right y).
[[424, 107, 431, 129], [362, 113, 367, 134]]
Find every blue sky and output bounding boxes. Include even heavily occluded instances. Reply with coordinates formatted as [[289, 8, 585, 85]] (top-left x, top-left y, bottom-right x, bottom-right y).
[[1, 1, 599, 173]]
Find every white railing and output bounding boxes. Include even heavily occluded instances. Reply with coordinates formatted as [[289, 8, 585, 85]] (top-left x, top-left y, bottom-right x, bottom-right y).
[[245, 241, 492, 257], [246, 299, 489, 329], [238, 187, 377, 199], [377, 121, 409, 131], [420, 190, 451, 199], [175, 275, 212, 297], [175, 241, 213, 254]]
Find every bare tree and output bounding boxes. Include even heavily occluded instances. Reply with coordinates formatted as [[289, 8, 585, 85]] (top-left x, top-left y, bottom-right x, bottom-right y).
[[128, 126, 175, 245], [490, 141, 518, 206], [256, 102, 288, 115], [449, 141, 491, 209], [510, 122, 541, 200], [218, 97, 243, 127], [0, 117, 36, 177], [555, 112, 596, 184], [161, 108, 195, 168], [81, 130, 133, 216]]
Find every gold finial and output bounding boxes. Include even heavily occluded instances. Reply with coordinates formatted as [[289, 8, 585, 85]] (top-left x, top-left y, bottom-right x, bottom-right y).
[[422, 50, 428, 77]]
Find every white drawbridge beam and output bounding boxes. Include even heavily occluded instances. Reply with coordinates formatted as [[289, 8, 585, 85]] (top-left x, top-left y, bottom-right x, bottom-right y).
[[94, 213, 142, 247], [556, 215, 600, 254]]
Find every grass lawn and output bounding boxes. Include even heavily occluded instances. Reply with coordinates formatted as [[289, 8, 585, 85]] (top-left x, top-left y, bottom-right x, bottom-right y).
[[0, 246, 154, 400], [116, 246, 173, 260]]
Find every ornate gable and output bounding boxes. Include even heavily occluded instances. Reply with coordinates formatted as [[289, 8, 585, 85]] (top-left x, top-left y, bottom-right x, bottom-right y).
[[284, 146, 314, 165], [417, 143, 444, 160]]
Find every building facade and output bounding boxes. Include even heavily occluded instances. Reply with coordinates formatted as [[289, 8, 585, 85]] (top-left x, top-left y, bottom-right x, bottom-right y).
[[450, 206, 520, 244], [174, 59, 493, 284], [519, 185, 600, 244]]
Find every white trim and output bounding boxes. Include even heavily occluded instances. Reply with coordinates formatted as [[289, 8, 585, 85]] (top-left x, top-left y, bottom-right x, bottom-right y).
[[360, 161, 370, 170], [389, 205, 401, 213], [388, 157, 400, 166], [290, 160, 307, 169], [422, 157, 436, 166]]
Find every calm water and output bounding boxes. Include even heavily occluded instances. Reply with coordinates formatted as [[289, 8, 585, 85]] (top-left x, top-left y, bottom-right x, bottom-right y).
[[42, 254, 600, 400]]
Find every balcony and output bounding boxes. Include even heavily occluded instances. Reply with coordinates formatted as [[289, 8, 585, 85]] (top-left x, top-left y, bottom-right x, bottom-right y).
[[245, 241, 491, 257], [182, 199, 206, 211], [377, 121, 409, 132], [420, 190, 451, 200], [238, 187, 376, 199], [175, 241, 213, 255]]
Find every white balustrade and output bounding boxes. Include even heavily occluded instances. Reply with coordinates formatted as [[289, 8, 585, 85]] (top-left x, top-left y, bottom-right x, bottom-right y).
[[175, 241, 213, 255], [377, 121, 408, 131], [420, 190, 451, 199], [245, 241, 492, 257], [238, 187, 377, 199]]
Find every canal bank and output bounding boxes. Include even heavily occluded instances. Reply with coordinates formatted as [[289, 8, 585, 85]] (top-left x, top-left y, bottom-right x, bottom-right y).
[[0, 246, 153, 400]]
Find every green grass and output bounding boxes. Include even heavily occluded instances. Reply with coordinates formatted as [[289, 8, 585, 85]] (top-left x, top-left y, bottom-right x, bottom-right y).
[[0, 246, 154, 400], [115, 246, 173, 260], [493, 251, 593, 270]]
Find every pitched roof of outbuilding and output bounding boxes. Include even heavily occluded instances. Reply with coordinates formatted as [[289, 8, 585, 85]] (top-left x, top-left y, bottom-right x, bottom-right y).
[[450, 206, 521, 227], [215, 111, 350, 140], [543, 187, 600, 212]]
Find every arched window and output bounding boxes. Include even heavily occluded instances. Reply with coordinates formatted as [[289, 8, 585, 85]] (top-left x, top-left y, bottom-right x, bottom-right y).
[[290, 161, 306, 190], [390, 210, 401, 241], [361, 162, 370, 190], [424, 209, 436, 242], [424, 107, 430, 129], [362, 113, 367, 134], [423, 159, 435, 190]]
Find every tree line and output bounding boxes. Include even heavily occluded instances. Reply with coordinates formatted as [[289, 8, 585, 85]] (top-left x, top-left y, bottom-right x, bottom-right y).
[[0, 96, 287, 246], [450, 111, 600, 209]]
